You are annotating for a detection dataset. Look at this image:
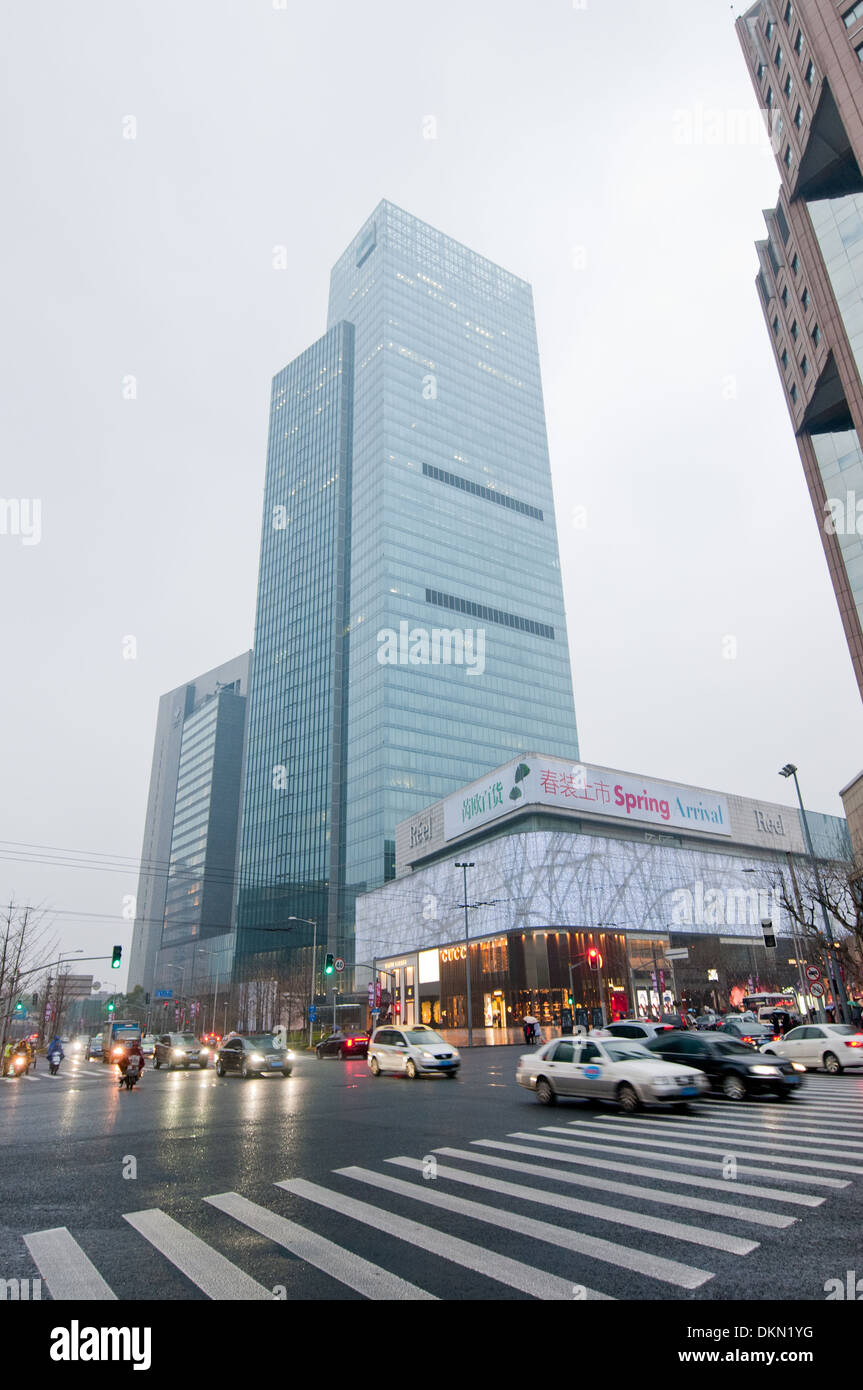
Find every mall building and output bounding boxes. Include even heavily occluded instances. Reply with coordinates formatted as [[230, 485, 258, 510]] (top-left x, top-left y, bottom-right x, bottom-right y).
[[354, 753, 851, 1041]]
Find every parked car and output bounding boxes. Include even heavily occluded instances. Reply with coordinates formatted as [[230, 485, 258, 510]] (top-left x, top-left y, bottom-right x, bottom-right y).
[[87, 1035, 103, 1060], [140, 1034, 156, 1057], [215, 1033, 293, 1078], [316, 1030, 369, 1060], [694, 1013, 718, 1031], [367, 1025, 460, 1078], [604, 1019, 675, 1041], [760, 1022, 863, 1074], [516, 1036, 709, 1111], [646, 1030, 804, 1099], [719, 1019, 773, 1047], [659, 1012, 690, 1030], [153, 1032, 209, 1070]]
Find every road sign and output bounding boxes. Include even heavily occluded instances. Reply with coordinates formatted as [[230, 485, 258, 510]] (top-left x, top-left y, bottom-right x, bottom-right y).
[[664, 948, 689, 961], [809, 981, 825, 997], [154, 989, 173, 999], [374, 982, 381, 1006], [308, 1006, 317, 1021], [334, 958, 345, 972], [805, 965, 822, 983], [367, 984, 374, 1005]]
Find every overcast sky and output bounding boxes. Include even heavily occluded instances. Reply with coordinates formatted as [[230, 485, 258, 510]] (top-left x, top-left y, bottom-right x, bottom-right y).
[[2, 0, 861, 987]]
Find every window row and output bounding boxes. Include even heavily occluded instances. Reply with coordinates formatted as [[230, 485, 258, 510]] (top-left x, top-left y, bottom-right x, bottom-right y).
[[424, 588, 555, 640]]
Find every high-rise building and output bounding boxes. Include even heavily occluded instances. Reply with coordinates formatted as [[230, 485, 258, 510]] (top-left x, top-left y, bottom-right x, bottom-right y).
[[737, 0, 863, 698], [128, 653, 250, 1000], [236, 201, 580, 975]]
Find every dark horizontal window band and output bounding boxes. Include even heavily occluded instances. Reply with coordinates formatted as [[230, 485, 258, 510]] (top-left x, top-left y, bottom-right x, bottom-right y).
[[425, 588, 555, 639], [422, 462, 544, 521]]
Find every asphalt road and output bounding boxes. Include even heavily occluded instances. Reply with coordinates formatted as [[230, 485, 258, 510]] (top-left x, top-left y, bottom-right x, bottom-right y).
[[1, 1044, 862, 1302]]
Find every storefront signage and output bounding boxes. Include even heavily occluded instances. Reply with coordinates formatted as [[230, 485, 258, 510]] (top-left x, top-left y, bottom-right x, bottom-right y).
[[440, 945, 467, 963], [409, 815, 433, 850], [443, 755, 732, 841]]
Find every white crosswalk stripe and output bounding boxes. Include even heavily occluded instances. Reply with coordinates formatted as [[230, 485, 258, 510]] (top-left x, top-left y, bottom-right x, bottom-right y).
[[330, 1164, 715, 1288], [24, 1226, 117, 1300], [122, 1209, 273, 1299], [529, 1127, 851, 1188], [577, 1119, 863, 1174], [204, 1191, 436, 1300], [431, 1145, 797, 1227]]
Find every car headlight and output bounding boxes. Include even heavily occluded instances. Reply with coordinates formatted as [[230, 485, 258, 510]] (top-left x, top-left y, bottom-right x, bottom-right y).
[[791, 1062, 806, 1072], [750, 1064, 781, 1076], [249, 1053, 265, 1064], [199, 1048, 209, 1056], [420, 1051, 434, 1059], [285, 1050, 294, 1058], [652, 1074, 675, 1087]]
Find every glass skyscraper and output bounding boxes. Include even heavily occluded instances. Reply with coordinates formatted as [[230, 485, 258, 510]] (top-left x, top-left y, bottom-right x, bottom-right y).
[[236, 201, 579, 972]]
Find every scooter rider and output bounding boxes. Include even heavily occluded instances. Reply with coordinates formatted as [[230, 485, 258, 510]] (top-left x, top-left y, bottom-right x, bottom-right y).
[[119, 1039, 145, 1085], [47, 1036, 65, 1074]]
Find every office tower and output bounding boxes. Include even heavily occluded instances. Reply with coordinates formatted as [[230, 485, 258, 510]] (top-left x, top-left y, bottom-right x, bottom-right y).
[[235, 201, 580, 974], [738, 0, 863, 697], [128, 653, 250, 999]]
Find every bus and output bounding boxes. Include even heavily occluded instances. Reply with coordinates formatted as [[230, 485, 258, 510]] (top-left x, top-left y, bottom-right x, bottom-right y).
[[741, 991, 800, 1025], [101, 1018, 142, 1063]]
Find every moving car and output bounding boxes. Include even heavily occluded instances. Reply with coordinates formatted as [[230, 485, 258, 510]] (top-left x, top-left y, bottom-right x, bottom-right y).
[[316, 1030, 369, 1060], [153, 1032, 209, 1070], [760, 1022, 863, 1074], [516, 1036, 709, 1111], [719, 1019, 773, 1047], [367, 1024, 460, 1078], [215, 1033, 293, 1078], [87, 1035, 103, 1060], [140, 1034, 156, 1057], [646, 1030, 803, 1099], [68, 1033, 91, 1056], [604, 1019, 675, 1041]]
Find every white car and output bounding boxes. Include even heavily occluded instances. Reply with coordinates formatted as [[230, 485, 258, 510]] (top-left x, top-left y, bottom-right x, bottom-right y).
[[141, 1034, 156, 1057], [367, 1024, 460, 1079], [516, 1036, 709, 1111], [760, 1023, 863, 1074]]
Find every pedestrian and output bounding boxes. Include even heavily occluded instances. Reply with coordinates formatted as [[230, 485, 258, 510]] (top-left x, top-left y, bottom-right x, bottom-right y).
[[533, 1019, 542, 1044], [522, 1013, 537, 1045]]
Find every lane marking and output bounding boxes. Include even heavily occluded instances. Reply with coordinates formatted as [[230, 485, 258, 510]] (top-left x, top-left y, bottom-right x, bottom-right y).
[[122, 1209, 272, 1299], [24, 1227, 117, 1301]]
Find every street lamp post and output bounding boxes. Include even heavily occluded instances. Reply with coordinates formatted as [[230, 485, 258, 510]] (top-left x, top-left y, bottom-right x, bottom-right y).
[[455, 863, 475, 1047], [780, 763, 851, 1024]]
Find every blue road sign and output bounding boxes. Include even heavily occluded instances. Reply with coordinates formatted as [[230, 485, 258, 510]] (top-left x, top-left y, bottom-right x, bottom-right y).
[[308, 1006, 317, 1021], [154, 989, 173, 1000]]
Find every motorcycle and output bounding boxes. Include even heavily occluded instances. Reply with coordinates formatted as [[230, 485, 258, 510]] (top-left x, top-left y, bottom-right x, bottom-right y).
[[3, 1051, 30, 1078], [120, 1055, 142, 1090], [48, 1051, 63, 1076]]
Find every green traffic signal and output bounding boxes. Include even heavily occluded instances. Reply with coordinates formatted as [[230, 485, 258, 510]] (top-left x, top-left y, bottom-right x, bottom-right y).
[[111, 945, 122, 969], [14, 999, 24, 1015], [107, 998, 115, 1013], [324, 953, 334, 975]]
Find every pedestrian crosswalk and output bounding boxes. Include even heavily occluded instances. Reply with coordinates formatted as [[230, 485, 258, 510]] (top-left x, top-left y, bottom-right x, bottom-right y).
[[20, 1081, 863, 1301]]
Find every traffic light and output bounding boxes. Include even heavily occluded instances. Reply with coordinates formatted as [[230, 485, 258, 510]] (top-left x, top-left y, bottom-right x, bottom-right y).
[[31, 992, 38, 1009], [587, 948, 603, 970], [107, 998, 115, 1013], [324, 953, 334, 975], [567, 991, 574, 1007], [14, 999, 24, 1015], [145, 992, 150, 1005], [111, 945, 122, 970]]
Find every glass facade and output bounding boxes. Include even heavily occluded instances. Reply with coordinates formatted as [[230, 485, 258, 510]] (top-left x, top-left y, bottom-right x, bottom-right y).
[[237, 204, 580, 974], [327, 201, 579, 933], [236, 323, 354, 967]]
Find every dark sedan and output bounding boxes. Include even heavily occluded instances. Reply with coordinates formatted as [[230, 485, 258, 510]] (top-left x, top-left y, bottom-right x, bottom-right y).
[[215, 1033, 293, 1079], [646, 1030, 804, 1100], [315, 1030, 370, 1060]]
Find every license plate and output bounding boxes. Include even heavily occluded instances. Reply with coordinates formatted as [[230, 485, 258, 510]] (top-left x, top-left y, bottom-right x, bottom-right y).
[[269, 1059, 281, 1067], [680, 1086, 698, 1096], [438, 1060, 454, 1067]]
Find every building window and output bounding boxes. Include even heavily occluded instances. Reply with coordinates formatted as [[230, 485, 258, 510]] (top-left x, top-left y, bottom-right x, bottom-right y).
[[794, 29, 803, 54], [781, 286, 789, 306], [812, 323, 821, 345], [422, 462, 544, 522], [757, 61, 766, 80], [857, 41, 863, 61], [843, 2, 863, 28], [768, 240, 781, 273], [784, 145, 793, 168], [801, 287, 810, 309], [766, 86, 774, 108], [425, 588, 555, 640], [781, 348, 789, 367], [790, 383, 798, 402], [766, 20, 775, 40], [794, 104, 803, 128], [791, 319, 799, 339], [791, 252, 799, 275], [801, 355, 809, 376], [805, 60, 814, 84], [775, 203, 790, 244], [784, 73, 793, 96], [772, 315, 780, 336], [775, 43, 783, 68], [784, 1, 793, 21]]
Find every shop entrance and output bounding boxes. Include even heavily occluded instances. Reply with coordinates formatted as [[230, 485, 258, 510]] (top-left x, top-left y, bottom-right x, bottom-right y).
[[483, 992, 507, 1029]]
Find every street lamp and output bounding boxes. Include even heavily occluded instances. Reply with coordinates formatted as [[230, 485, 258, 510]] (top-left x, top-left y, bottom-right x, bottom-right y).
[[454, 863, 476, 1047], [286, 917, 318, 1048], [779, 763, 850, 1023]]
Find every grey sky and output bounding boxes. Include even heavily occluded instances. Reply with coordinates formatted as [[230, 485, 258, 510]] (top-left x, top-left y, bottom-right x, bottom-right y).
[[2, 0, 860, 986]]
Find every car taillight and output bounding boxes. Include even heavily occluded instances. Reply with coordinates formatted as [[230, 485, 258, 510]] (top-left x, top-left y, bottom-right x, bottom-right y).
[[346, 1039, 353, 1047], [844, 1039, 863, 1047]]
